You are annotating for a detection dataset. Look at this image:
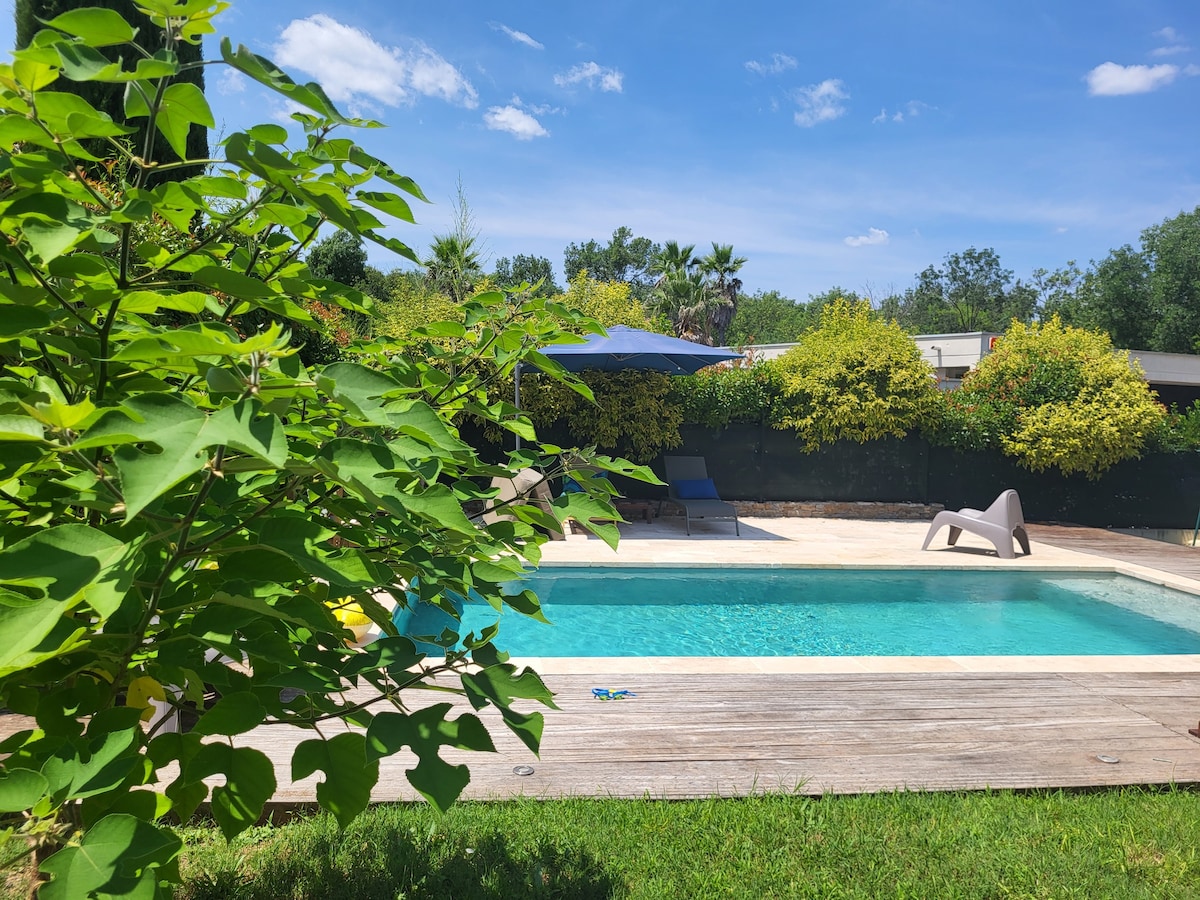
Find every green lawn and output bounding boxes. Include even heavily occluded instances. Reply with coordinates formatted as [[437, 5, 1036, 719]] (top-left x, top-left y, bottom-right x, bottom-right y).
[[171, 788, 1200, 899]]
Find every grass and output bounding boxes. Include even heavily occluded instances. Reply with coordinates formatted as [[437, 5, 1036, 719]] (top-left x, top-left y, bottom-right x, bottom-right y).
[[169, 788, 1200, 899]]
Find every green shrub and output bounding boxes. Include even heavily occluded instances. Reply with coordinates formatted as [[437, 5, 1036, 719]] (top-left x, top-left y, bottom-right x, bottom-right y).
[[939, 317, 1166, 477], [671, 363, 782, 429], [519, 370, 682, 462], [1151, 401, 1200, 453], [770, 299, 940, 449]]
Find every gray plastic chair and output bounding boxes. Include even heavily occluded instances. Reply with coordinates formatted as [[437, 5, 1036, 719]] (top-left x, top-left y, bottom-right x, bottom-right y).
[[663, 456, 739, 536], [921, 489, 1030, 559]]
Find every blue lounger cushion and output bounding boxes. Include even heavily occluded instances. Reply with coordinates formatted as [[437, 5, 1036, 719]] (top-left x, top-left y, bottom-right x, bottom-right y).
[[674, 477, 718, 499]]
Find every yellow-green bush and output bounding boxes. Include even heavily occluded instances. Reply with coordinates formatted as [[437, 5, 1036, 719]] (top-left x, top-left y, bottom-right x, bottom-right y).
[[372, 278, 464, 339], [771, 299, 940, 449], [943, 317, 1166, 478], [553, 271, 661, 329]]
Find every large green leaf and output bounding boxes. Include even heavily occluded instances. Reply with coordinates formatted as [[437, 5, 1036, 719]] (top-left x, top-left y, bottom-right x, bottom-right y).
[[14, 193, 94, 262], [257, 514, 385, 590], [291, 733, 378, 829], [152, 82, 214, 159], [0, 306, 51, 338], [192, 745, 276, 840], [38, 814, 181, 900], [364, 705, 494, 811], [388, 400, 471, 454], [75, 396, 285, 519], [0, 415, 45, 441], [0, 524, 131, 676], [0, 767, 48, 812], [314, 363, 402, 426], [190, 692, 266, 737], [109, 322, 284, 363], [355, 190, 415, 223], [220, 39, 351, 124], [461, 658, 557, 754], [41, 715, 142, 801], [44, 8, 136, 46]]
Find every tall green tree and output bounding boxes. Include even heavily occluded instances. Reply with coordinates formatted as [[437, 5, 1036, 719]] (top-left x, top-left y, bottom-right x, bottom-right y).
[[1061, 208, 1200, 353], [649, 239, 697, 283], [15, 0, 209, 182], [726, 290, 811, 346], [1141, 207, 1200, 353], [563, 226, 658, 298], [494, 253, 559, 297], [1071, 248, 1154, 350], [886, 248, 1036, 334], [425, 179, 485, 304], [306, 230, 369, 287]]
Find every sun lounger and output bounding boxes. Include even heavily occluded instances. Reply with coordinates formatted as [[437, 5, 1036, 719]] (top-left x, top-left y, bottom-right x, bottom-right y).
[[663, 456, 739, 536]]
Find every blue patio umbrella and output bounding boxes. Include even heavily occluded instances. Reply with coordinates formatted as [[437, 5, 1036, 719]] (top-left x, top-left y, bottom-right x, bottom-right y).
[[514, 326, 742, 446], [536, 325, 743, 374]]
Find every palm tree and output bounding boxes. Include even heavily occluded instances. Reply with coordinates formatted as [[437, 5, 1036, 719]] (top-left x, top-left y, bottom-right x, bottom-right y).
[[697, 243, 747, 346], [651, 270, 718, 343], [424, 234, 483, 304], [649, 240, 697, 286]]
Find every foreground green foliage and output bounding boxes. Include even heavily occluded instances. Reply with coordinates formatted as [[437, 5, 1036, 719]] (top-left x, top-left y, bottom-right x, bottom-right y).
[[0, 4, 650, 897], [164, 789, 1200, 899], [772, 299, 941, 450], [939, 317, 1166, 477]]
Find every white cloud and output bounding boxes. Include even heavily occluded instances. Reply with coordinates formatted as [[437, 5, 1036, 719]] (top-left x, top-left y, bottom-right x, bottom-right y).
[[484, 105, 549, 140], [554, 61, 624, 92], [217, 67, 245, 95], [1151, 26, 1190, 56], [873, 100, 932, 124], [844, 228, 889, 247], [792, 79, 848, 127], [1086, 61, 1180, 95], [745, 53, 797, 76], [273, 15, 478, 109], [408, 47, 479, 106], [496, 24, 543, 50]]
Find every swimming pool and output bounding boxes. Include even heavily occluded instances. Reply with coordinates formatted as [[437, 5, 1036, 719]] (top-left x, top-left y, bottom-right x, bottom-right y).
[[456, 567, 1200, 657]]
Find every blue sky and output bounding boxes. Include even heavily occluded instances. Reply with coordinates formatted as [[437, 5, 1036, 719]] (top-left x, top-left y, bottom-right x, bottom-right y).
[[7, 1, 1200, 300]]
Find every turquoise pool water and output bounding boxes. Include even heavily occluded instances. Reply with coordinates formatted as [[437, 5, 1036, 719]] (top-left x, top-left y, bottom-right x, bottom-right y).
[[455, 568, 1200, 657]]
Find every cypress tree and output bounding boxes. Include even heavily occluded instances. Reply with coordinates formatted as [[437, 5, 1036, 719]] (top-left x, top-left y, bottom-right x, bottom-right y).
[[14, 0, 209, 183]]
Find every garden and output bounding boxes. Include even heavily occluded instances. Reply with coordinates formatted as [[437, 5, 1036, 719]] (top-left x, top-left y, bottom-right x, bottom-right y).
[[1, 3, 1198, 899]]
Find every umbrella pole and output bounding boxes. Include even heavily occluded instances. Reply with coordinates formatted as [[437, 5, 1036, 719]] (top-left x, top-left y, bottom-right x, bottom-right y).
[[514, 363, 522, 451]]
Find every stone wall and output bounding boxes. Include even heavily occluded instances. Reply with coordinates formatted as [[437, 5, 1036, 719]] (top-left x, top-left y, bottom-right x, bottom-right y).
[[656, 500, 943, 520]]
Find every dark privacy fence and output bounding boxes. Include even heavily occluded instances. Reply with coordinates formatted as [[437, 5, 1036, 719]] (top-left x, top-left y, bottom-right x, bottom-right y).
[[614, 425, 1200, 529]]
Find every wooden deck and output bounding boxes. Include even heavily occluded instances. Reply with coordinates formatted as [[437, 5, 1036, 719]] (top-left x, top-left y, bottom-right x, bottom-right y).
[[1028, 523, 1200, 580], [256, 669, 1200, 802]]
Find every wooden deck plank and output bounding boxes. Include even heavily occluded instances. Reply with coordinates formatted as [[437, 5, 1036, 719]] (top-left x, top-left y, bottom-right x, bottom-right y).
[[1028, 523, 1200, 579]]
